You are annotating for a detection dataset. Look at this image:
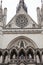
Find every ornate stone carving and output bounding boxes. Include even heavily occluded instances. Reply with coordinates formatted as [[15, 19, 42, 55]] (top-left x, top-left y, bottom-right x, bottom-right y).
[[16, 15, 28, 28]]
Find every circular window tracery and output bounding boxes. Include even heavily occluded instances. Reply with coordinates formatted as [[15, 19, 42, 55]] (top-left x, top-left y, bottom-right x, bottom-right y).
[[16, 15, 28, 28]]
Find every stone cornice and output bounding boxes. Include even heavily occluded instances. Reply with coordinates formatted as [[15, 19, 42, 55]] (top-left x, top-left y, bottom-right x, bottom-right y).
[[2, 28, 43, 34]]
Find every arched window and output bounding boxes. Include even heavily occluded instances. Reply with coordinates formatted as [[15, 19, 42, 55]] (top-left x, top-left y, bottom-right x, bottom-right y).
[[36, 51, 41, 63], [10, 49, 17, 59], [42, 52, 43, 62], [27, 49, 34, 59], [4, 51, 8, 63], [0, 51, 3, 63], [19, 49, 25, 59]]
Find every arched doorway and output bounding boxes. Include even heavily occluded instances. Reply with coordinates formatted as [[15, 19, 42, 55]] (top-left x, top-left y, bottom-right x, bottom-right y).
[[7, 36, 38, 63], [7, 36, 38, 49]]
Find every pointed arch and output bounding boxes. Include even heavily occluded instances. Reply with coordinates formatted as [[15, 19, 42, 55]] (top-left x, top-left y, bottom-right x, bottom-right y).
[[36, 50, 41, 63], [19, 48, 25, 59], [3, 51, 8, 63], [10, 49, 17, 59], [26, 46, 35, 52], [7, 36, 38, 49], [27, 48, 34, 59]]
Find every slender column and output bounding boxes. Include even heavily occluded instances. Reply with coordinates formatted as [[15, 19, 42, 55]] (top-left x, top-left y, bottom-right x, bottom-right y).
[[8, 52, 11, 63], [35, 51, 37, 63], [0, 55, 3, 63], [40, 52, 42, 63], [2, 54, 4, 63], [33, 52, 36, 62], [41, 52, 43, 63]]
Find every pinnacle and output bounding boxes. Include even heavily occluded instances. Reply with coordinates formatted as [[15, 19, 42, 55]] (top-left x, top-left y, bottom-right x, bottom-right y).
[[20, 0, 24, 3], [16, 0, 27, 13], [1, 0, 2, 3], [41, 0, 43, 4]]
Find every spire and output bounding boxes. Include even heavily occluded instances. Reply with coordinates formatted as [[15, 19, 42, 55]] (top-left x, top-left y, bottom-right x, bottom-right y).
[[41, 0, 43, 4], [20, 0, 24, 2], [41, 0, 43, 27], [41, 0, 43, 12], [19, 0, 25, 8], [0, 0, 2, 8], [41, 0, 43, 8], [20, 0, 24, 3], [19, 0, 24, 5], [1, 0, 2, 3], [16, 0, 27, 13], [0, 0, 2, 23]]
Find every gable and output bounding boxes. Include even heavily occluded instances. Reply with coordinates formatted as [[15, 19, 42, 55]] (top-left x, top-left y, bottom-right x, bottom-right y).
[[5, 4, 39, 29], [5, 13, 39, 29]]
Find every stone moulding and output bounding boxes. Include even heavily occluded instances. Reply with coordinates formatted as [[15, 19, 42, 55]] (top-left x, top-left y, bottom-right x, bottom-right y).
[[3, 28, 43, 34]]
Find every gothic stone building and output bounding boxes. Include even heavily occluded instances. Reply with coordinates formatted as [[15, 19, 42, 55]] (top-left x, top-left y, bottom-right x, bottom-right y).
[[0, 0, 43, 65]]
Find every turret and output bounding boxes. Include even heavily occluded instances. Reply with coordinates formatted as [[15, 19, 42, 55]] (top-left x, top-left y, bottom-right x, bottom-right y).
[[41, 0, 43, 28], [0, 0, 3, 34], [3, 8, 7, 27], [37, 0, 43, 28], [37, 7, 41, 27], [0, 0, 2, 25], [0, 0, 7, 34]]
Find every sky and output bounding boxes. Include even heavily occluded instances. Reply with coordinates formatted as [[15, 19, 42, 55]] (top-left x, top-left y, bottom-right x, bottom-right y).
[[2, 0, 41, 24]]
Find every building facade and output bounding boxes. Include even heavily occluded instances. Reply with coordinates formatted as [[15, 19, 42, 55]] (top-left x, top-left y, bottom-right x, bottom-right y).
[[0, 0, 43, 65]]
